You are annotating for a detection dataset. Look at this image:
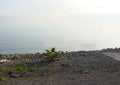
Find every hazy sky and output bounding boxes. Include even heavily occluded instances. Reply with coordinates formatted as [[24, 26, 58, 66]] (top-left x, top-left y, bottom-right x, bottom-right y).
[[1, 0, 120, 16], [0, 0, 120, 53]]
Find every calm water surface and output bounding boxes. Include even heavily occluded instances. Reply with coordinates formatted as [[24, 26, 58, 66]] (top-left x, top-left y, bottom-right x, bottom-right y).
[[0, 14, 120, 54]]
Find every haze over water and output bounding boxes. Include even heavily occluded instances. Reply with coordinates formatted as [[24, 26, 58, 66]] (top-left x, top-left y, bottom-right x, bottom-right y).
[[0, 0, 120, 54]]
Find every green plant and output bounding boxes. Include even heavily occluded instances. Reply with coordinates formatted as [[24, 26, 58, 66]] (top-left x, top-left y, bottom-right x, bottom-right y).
[[15, 65, 28, 73], [29, 66, 37, 72], [43, 48, 61, 61], [0, 76, 9, 81], [15, 64, 37, 73], [60, 60, 70, 67]]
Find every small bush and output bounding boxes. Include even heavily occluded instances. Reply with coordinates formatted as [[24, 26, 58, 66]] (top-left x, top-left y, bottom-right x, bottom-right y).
[[60, 60, 70, 67], [29, 66, 37, 72], [43, 48, 61, 61], [15, 65, 28, 73], [0, 76, 8, 81]]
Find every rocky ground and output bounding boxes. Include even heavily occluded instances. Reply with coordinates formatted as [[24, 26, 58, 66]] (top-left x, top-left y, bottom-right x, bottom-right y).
[[0, 49, 120, 85]]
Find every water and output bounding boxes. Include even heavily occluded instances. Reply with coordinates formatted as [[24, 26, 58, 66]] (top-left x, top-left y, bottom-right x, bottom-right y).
[[0, 14, 120, 54]]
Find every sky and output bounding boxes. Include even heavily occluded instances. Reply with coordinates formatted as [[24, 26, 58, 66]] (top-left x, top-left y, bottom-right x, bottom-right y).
[[1, 0, 120, 16], [0, 0, 120, 53]]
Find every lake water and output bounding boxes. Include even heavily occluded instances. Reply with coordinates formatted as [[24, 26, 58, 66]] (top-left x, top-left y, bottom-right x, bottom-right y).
[[0, 14, 120, 54]]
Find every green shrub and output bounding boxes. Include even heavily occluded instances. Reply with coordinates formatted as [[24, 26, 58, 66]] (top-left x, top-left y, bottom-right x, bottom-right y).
[[29, 66, 37, 72], [15, 64, 37, 73], [43, 48, 61, 61], [0, 76, 8, 81], [15, 65, 28, 73]]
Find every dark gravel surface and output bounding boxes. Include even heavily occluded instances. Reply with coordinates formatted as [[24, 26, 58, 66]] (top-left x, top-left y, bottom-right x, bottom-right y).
[[0, 51, 120, 85]]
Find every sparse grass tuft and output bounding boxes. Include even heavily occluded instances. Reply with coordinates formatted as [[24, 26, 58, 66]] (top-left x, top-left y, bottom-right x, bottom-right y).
[[29, 66, 37, 72], [0, 76, 9, 81]]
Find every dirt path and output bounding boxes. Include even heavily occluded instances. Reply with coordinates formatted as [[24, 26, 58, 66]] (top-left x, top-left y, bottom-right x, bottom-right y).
[[103, 52, 120, 61]]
